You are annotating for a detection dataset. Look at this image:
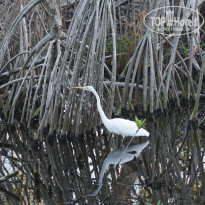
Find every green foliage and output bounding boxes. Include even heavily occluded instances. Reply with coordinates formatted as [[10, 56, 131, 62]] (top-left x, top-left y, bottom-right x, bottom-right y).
[[182, 45, 189, 57], [128, 99, 134, 111], [135, 116, 146, 129], [198, 40, 205, 49], [106, 33, 141, 55], [117, 36, 135, 54], [2, 100, 9, 119], [157, 200, 163, 205], [163, 97, 168, 109], [106, 41, 113, 53], [31, 105, 41, 119], [105, 33, 142, 71], [190, 104, 198, 120]]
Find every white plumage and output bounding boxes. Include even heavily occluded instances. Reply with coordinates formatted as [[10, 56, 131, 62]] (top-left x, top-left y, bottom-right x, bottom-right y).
[[107, 118, 149, 137], [74, 86, 150, 138]]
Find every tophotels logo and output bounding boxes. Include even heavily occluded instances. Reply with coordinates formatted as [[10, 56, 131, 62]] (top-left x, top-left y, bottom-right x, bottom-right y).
[[143, 6, 204, 36]]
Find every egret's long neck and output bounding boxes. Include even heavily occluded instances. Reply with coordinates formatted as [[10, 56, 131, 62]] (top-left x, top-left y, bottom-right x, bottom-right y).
[[90, 89, 110, 126]]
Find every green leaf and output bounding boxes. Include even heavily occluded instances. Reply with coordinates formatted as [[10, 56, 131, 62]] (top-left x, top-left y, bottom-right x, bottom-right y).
[[135, 116, 139, 122], [157, 200, 163, 205], [142, 118, 146, 126], [157, 201, 161, 205], [31, 106, 41, 119], [3, 100, 9, 119], [135, 116, 146, 129], [128, 100, 134, 111]]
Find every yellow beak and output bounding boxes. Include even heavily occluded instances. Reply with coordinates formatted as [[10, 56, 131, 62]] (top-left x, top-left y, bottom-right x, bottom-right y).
[[73, 86, 86, 89]]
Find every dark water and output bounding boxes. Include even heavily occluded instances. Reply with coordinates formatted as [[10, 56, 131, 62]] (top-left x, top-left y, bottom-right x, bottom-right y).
[[0, 105, 205, 204]]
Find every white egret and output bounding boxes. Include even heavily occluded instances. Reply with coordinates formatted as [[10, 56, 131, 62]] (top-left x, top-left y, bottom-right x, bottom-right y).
[[74, 86, 149, 138]]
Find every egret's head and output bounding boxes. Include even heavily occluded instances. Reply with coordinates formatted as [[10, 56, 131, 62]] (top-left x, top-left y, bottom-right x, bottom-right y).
[[73, 86, 95, 92]]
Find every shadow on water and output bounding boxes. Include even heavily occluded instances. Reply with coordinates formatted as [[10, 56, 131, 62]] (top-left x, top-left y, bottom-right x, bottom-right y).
[[0, 104, 205, 204]]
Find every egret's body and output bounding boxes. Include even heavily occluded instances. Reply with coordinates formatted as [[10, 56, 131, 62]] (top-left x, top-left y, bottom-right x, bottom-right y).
[[106, 118, 149, 137], [74, 86, 149, 138]]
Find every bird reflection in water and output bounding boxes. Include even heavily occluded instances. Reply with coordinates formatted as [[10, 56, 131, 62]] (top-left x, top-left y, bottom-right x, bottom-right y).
[[87, 141, 149, 196]]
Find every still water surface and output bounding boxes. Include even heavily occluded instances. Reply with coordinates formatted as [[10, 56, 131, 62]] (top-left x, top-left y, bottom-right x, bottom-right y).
[[0, 105, 205, 204]]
